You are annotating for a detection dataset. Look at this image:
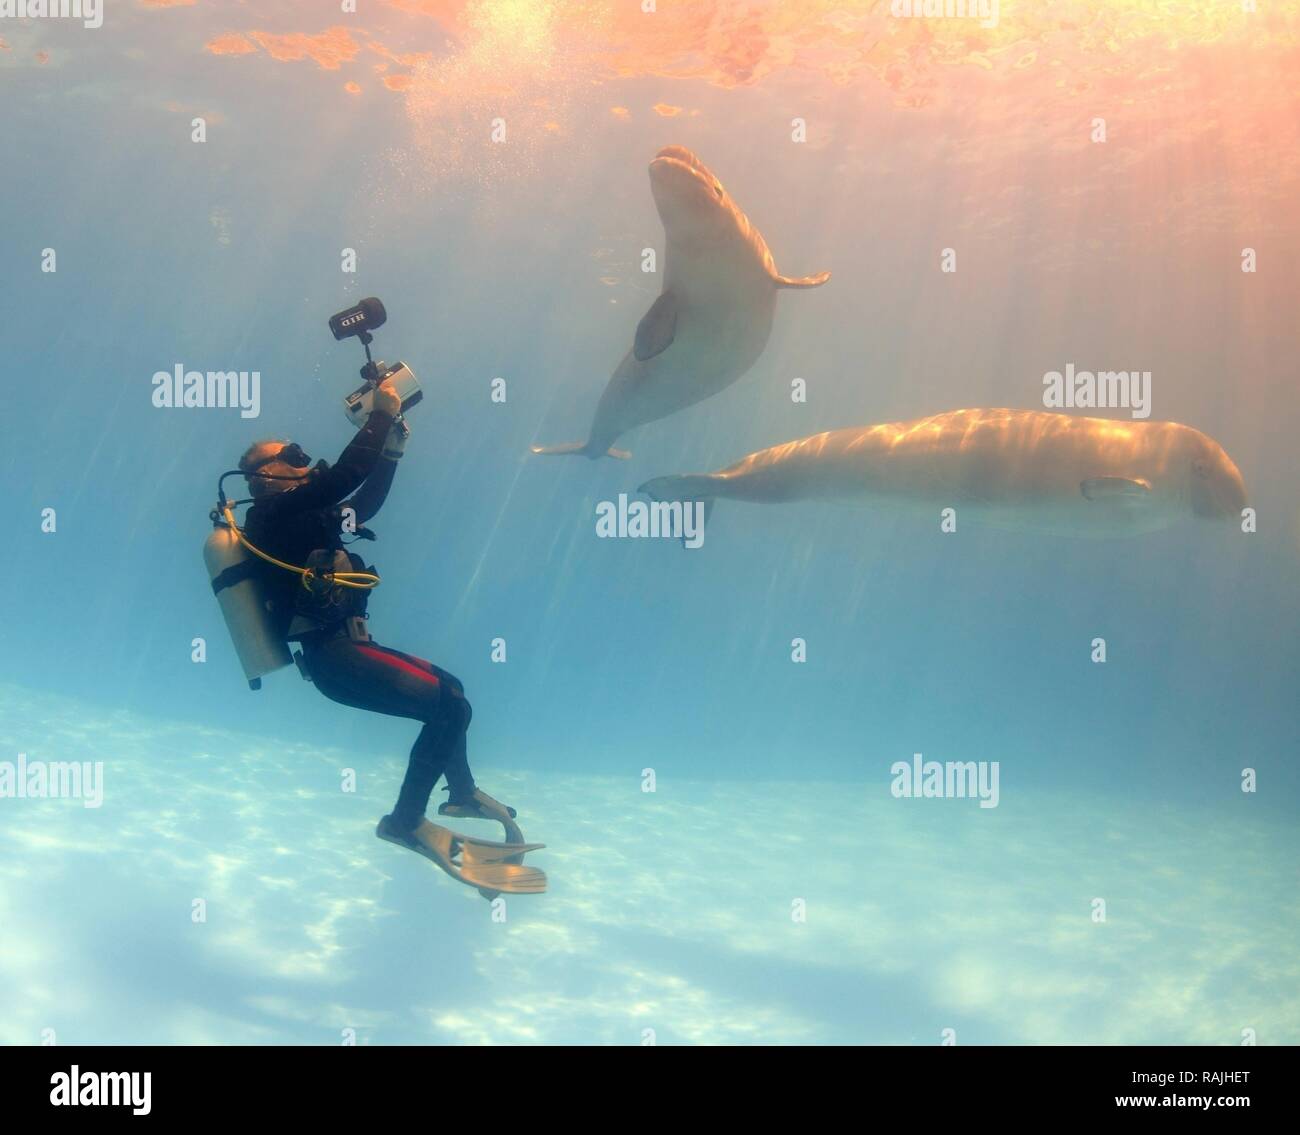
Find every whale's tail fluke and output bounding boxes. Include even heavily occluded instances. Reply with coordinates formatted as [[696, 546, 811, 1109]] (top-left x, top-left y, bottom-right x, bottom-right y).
[[530, 441, 632, 460], [639, 474, 718, 547]]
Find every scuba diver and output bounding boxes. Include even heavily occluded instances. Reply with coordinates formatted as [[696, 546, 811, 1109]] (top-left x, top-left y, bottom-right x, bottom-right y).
[[224, 377, 545, 898]]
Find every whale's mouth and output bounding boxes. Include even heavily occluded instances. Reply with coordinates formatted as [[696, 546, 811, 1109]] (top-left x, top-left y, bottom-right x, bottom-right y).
[[652, 145, 712, 177], [649, 155, 710, 189], [1190, 454, 1248, 519]]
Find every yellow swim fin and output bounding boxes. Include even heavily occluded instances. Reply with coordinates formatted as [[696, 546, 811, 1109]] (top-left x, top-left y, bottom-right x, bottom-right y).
[[376, 817, 547, 896]]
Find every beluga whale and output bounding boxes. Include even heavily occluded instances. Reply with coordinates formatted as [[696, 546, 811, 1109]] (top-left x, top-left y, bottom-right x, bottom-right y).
[[531, 145, 830, 460], [640, 409, 1248, 539]]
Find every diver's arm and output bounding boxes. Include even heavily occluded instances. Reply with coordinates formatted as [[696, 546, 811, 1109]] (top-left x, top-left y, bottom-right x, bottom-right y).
[[266, 408, 394, 515], [349, 452, 397, 523], [347, 419, 406, 522]]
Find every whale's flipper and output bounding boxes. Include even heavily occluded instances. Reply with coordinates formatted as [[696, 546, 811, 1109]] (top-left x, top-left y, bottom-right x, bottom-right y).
[[774, 270, 831, 289], [530, 442, 632, 460], [639, 473, 719, 501], [639, 474, 717, 547], [1081, 476, 1151, 501], [634, 292, 678, 361]]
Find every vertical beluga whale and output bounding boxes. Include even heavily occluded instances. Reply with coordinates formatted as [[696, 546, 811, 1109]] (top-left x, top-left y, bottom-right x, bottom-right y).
[[531, 146, 830, 459]]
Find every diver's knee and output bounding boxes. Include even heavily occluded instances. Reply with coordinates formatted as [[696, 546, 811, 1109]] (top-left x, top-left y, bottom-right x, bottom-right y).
[[447, 692, 471, 731], [430, 689, 470, 732]]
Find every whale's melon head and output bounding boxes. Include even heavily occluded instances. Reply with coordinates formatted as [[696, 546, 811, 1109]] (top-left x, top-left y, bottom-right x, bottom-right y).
[[649, 147, 736, 246], [1185, 430, 1248, 520]]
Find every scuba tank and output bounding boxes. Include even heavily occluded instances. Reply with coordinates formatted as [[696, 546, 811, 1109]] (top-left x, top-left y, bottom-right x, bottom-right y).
[[203, 524, 292, 690]]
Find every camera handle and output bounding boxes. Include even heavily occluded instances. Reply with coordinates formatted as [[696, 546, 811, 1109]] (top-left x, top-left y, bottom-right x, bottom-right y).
[[357, 331, 380, 384], [356, 334, 410, 439]]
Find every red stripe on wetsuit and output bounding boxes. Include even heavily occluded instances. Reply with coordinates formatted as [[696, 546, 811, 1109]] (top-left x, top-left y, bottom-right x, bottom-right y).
[[354, 643, 441, 687]]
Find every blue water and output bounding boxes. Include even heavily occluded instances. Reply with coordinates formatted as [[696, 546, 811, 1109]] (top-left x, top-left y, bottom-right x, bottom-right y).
[[2, 3, 1297, 1045]]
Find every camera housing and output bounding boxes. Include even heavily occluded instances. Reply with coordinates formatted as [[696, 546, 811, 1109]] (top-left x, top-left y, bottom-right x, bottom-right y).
[[343, 362, 423, 429]]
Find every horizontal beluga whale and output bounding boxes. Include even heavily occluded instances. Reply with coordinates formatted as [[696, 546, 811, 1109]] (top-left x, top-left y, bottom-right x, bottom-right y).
[[531, 145, 830, 460], [640, 409, 1248, 538]]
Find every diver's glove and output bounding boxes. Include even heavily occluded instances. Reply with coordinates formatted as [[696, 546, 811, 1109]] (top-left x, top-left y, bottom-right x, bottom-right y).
[[382, 419, 408, 461]]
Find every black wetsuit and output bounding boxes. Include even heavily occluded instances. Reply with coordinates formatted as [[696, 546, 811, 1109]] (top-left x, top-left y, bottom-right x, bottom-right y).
[[243, 409, 475, 831]]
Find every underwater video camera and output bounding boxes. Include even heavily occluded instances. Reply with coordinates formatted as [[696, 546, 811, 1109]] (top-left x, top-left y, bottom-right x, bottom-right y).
[[331, 297, 423, 433]]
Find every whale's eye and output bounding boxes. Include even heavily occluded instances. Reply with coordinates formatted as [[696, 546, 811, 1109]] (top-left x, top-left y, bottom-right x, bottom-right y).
[[1192, 458, 1210, 478]]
